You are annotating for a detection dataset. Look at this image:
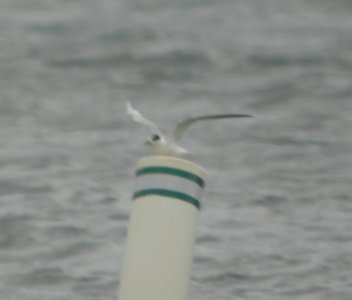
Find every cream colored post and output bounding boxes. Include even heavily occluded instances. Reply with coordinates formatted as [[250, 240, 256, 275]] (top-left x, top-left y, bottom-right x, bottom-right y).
[[119, 156, 206, 300]]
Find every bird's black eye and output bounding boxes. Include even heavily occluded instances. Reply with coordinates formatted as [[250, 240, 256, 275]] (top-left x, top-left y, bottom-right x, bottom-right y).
[[151, 134, 160, 141]]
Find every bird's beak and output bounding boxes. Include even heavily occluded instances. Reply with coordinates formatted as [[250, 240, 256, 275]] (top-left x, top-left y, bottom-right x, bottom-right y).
[[144, 140, 152, 146]]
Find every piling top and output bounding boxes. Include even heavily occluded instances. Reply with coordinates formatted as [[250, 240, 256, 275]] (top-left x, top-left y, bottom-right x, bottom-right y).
[[135, 156, 207, 210], [136, 156, 207, 182]]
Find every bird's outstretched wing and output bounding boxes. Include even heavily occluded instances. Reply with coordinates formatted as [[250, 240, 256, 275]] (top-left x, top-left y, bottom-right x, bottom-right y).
[[172, 114, 253, 141], [126, 102, 160, 133]]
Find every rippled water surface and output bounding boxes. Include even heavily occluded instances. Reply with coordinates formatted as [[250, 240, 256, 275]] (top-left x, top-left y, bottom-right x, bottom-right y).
[[1, 0, 352, 299]]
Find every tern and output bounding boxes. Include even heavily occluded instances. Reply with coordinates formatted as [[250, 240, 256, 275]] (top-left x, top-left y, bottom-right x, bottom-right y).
[[126, 102, 252, 156]]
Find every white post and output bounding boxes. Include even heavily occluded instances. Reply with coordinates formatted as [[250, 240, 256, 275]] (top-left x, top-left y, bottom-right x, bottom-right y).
[[119, 156, 206, 300]]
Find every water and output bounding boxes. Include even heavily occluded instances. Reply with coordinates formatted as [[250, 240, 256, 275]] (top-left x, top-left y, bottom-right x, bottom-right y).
[[1, 0, 352, 299]]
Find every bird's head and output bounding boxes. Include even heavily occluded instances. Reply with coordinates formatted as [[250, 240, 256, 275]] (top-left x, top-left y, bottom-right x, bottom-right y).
[[145, 133, 164, 148]]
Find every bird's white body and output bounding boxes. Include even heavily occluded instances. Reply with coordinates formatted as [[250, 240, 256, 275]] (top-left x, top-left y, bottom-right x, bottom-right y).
[[148, 136, 189, 156], [126, 102, 252, 157]]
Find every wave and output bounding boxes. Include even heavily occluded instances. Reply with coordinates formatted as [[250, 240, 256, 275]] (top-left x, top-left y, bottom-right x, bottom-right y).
[[46, 48, 213, 69]]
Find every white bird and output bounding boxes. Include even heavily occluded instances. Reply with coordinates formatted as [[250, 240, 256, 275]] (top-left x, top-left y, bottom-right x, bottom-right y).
[[126, 102, 252, 156]]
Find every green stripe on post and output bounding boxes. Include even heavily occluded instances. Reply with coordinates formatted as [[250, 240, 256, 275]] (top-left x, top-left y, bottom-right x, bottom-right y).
[[133, 189, 201, 210], [136, 167, 205, 188]]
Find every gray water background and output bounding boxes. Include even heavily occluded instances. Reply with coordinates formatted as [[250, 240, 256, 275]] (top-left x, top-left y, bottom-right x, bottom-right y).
[[1, 0, 352, 299]]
